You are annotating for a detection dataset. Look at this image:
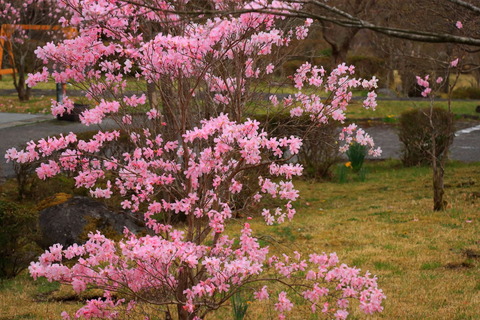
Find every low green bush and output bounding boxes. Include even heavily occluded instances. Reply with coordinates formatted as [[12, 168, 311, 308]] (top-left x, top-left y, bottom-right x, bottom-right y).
[[398, 107, 454, 166], [451, 86, 480, 99], [0, 200, 40, 278]]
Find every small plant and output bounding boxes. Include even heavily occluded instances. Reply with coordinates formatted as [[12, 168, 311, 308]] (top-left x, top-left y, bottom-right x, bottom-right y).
[[336, 161, 368, 183], [336, 162, 350, 183], [383, 114, 396, 123], [346, 142, 368, 173], [357, 167, 368, 182], [231, 291, 250, 320]]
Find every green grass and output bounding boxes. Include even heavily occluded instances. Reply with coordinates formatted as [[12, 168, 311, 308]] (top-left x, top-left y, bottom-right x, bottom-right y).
[[1, 75, 479, 123], [0, 95, 54, 114], [235, 160, 480, 319], [420, 262, 443, 270], [0, 75, 56, 91], [346, 99, 480, 119], [0, 274, 81, 319], [0, 160, 479, 319], [0, 74, 147, 93]]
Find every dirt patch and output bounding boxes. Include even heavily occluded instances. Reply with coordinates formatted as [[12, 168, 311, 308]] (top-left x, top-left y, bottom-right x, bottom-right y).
[[445, 261, 474, 269]]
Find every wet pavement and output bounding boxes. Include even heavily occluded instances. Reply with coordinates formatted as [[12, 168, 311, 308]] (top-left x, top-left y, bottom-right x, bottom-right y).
[[363, 121, 480, 163], [0, 112, 479, 181], [0, 113, 52, 129], [0, 113, 116, 181]]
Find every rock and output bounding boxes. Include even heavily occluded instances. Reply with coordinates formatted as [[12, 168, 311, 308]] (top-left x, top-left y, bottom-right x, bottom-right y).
[[38, 196, 143, 249], [476, 105, 480, 113], [56, 103, 89, 122]]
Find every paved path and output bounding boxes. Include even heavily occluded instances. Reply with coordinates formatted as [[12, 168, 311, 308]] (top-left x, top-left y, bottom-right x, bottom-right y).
[[363, 121, 480, 163], [0, 113, 116, 181], [1, 113, 479, 181], [0, 113, 52, 129]]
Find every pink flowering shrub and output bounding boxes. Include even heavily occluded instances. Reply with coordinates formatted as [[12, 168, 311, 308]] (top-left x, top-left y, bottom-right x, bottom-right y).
[[6, 0, 385, 319]]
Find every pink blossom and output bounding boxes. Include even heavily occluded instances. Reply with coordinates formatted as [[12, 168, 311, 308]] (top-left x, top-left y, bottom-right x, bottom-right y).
[[269, 94, 279, 106], [275, 291, 293, 313], [254, 286, 269, 300], [266, 63, 275, 74], [6, 1, 387, 318], [36, 160, 61, 179], [26, 67, 49, 87], [421, 87, 432, 97], [334, 309, 349, 319]]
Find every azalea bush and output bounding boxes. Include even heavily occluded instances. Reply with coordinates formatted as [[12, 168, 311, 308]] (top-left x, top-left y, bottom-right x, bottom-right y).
[[7, 1, 384, 319]]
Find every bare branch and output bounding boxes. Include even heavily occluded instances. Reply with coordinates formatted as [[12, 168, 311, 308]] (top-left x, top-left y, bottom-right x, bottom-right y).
[[446, 0, 480, 14]]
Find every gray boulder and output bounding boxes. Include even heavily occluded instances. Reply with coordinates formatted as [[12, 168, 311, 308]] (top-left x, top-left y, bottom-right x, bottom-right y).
[[38, 196, 143, 249]]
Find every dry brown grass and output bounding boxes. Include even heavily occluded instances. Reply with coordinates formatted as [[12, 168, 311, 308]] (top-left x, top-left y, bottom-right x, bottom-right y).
[[0, 275, 81, 320], [241, 161, 480, 319], [1, 160, 479, 319], [0, 95, 53, 114]]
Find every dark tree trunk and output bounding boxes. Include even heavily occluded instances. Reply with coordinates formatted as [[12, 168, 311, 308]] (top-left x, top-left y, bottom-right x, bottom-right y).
[[176, 269, 195, 320], [17, 85, 31, 102], [332, 44, 350, 65], [430, 109, 453, 211], [321, 21, 359, 66], [432, 159, 446, 211], [14, 70, 31, 101]]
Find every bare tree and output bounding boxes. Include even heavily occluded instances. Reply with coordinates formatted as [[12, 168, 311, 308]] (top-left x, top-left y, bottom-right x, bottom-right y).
[[263, 0, 480, 46], [0, 0, 67, 101], [313, 0, 376, 64], [273, 0, 475, 211]]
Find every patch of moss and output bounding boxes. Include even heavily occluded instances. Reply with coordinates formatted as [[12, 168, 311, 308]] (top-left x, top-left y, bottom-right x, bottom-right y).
[[36, 193, 72, 211], [78, 216, 123, 243]]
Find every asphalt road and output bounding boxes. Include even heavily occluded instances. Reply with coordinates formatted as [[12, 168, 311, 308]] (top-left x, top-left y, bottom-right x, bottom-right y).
[[364, 121, 480, 163], [0, 113, 117, 182], [0, 113, 479, 181]]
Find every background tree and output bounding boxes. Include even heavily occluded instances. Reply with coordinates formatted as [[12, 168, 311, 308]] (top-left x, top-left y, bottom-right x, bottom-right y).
[[314, 0, 376, 65], [265, 0, 477, 211], [0, 0, 67, 101], [263, 0, 480, 46]]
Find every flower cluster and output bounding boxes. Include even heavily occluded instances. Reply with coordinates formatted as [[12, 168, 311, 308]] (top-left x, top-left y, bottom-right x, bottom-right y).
[[32, 224, 385, 320], [339, 124, 381, 157], [7, 1, 386, 319]]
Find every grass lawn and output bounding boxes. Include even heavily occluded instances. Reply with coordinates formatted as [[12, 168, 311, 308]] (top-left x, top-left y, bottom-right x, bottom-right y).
[[1, 88, 479, 123], [0, 75, 57, 91], [347, 99, 480, 120], [1, 160, 479, 319], [0, 95, 54, 114], [1, 73, 479, 120], [0, 74, 147, 94]]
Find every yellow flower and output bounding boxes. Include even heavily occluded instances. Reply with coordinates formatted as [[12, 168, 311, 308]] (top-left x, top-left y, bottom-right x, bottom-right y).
[[345, 162, 352, 168]]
